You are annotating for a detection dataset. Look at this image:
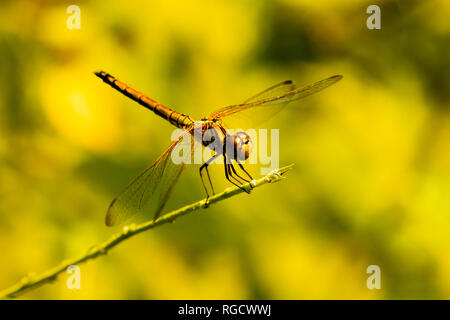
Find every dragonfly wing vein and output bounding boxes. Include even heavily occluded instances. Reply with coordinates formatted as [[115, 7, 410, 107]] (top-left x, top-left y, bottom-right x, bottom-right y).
[[208, 75, 343, 122], [105, 128, 194, 226]]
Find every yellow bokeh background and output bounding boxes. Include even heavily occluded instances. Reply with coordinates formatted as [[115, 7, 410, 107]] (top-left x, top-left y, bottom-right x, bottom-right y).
[[0, 0, 449, 299]]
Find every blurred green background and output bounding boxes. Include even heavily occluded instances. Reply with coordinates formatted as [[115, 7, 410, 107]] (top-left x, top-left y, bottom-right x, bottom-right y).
[[1, 0, 449, 299]]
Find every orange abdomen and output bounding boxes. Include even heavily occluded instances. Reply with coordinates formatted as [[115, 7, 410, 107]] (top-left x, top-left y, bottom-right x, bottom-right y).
[[94, 71, 194, 129]]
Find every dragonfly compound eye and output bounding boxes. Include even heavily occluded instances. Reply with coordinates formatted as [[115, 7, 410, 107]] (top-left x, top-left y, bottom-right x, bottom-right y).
[[231, 131, 251, 161]]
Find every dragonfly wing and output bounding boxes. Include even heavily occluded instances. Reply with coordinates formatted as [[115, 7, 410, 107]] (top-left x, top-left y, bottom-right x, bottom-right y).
[[243, 80, 297, 104], [209, 75, 342, 128], [105, 128, 194, 226]]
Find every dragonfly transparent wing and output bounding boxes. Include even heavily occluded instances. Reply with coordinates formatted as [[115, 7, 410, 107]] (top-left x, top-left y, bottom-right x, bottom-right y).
[[217, 80, 297, 129], [243, 80, 297, 104], [208, 75, 342, 128], [105, 128, 194, 226]]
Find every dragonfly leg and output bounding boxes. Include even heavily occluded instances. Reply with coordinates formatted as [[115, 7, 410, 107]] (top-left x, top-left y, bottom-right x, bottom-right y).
[[236, 162, 254, 191], [229, 163, 250, 183], [205, 165, 215, 195], [237, 162, 253, 181], [200, 154, 219, 205], [221, 136, 249, 193], [223, 156, 250, 194], [227, 164, 245, 185]]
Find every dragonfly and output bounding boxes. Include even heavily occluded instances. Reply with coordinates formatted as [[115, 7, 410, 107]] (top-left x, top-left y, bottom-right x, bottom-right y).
[[94, 70, 342, 226]]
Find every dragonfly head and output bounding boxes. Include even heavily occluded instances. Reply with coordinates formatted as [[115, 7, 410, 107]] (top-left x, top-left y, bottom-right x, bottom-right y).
[[227, 131, 252, 161]]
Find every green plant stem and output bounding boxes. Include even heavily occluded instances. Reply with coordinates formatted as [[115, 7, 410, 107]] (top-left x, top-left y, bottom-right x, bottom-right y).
[[0, 164, 293, 299]]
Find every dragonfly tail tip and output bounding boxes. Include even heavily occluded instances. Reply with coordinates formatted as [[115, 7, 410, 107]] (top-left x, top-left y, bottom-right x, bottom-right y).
[[93, 70, 104, 77]]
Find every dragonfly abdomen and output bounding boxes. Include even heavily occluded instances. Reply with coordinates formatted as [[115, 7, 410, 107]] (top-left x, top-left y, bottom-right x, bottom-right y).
[[94, 70, 194, 129]]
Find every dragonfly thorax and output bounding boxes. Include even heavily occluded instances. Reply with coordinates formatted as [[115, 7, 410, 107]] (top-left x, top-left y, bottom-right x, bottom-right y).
[[201, 124, 225, 151], [200, 124, 251, 161]]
